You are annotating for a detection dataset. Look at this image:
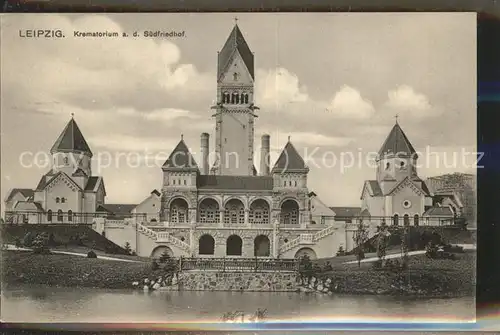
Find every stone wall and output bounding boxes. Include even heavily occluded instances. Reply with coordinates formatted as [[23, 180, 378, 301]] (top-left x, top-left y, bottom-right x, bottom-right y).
[[177, 271, 298, 292]]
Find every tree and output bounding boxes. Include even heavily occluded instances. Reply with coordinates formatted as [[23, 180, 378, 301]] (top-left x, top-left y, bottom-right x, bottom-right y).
[[159, 251, 178, 273], [124, 242, 132, 255], [376, 223, 389, 265], [353, 219, 369, 268], [400, 225, 410, 270]]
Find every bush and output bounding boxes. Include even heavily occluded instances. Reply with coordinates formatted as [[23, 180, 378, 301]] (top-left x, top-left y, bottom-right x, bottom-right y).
[[87, 250, 97, 258], [372, 259, 383, 270], [443, 244, 464, 253], [47, 233, 57, 247], [32, 233, 50, 255], [425, 243, 438, 259], [151, 260, 160, 271], [336, 246, 345, 256], [22, 232, 35, 247]]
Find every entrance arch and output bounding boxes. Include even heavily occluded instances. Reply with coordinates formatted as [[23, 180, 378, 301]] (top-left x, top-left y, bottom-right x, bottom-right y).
[[294, 247, 317, 260], [151, 245, 173, 259], [226, 235, 243, 256], [254, 235, 271, 257], [199, 234, 215, 255]]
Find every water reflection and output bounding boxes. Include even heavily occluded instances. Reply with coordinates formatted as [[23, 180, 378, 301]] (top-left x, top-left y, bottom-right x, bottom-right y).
[[1, 284, 475, 323]]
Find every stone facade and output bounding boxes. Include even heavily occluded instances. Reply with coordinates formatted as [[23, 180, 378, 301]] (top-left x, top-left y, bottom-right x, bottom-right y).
[[177, 271, 298, 292]]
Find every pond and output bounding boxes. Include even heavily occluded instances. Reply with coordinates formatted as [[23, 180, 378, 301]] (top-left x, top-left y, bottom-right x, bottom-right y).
[[1, 284, 475, 324]]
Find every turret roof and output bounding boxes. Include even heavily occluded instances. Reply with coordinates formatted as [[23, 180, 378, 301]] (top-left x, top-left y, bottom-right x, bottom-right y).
[[218, 24, 254, 80], [50, 117, 93, 156]]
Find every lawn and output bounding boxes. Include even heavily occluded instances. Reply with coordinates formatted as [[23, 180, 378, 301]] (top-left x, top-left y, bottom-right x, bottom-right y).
[[1, 250, 163, 289], [307, 250, 476, 298], [49, 245, 150, 262]]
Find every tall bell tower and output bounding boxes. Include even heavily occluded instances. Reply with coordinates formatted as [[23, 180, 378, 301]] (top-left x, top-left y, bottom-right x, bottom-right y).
[[211, 20, 259, 176]]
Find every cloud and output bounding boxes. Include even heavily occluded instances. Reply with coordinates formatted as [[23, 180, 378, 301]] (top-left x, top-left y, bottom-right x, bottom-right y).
[[256, 67, 309, 108], [286, 132, 353, 147], [385, 85, 439, 118], [326, 85, 375, 119], [88, 134, 177, 152], [2, 15, 213, 114]]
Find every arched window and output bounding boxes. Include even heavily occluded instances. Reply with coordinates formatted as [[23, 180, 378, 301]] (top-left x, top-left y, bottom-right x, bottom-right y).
[[249, 199, 270, 225], [56, 197, 60, 203], [57, 209, 63, 222], [393, 214, 399, 226], [254, 235, 270, 257], [281, 199, 299, 225], [226, 235, 243, 256], [223, 92, 230, 103], [61, 197, 66, 203], [233, 72, 239, 81], [63, 157, 69, 165], [224, 199, 245, 226], [151, 218, 157, 223], [231, 92, 237, 104], [68, 210, 73, 222], [244, 93, 249, 104], [414, 214, 419, 226], [47, 210, 52, 222], [235, 93, 240, 104], [170, 198, 189, 224], [199, 234, 215, 255], [404, 214, 410, 226], [199, 198, 220, 224], [385, 162, 390, 170]]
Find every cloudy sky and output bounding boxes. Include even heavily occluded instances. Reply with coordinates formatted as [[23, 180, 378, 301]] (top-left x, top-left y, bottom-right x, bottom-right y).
[[1, 13, 476, 209]]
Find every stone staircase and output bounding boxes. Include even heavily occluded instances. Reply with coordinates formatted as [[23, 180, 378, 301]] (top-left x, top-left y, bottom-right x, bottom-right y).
[[279, 225, 339, 254], [132, 221, 191, 253]]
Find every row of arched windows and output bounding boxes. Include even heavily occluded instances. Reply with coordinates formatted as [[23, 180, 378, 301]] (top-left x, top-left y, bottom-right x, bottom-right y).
[[47, 210, 73, 222], [392, 214, 419, 226], [169, 198, 296, 225], [198, 234, 270, 257], [222, 92, 249, 104], [55, 197, 66, 203]]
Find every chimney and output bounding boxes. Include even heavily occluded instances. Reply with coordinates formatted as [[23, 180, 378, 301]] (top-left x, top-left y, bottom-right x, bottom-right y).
[[201, 133, 209, 175], [260, 134, 270, 176]]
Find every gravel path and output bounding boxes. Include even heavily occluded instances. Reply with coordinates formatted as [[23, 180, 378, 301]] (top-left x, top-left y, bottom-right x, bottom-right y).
[[3, 245, 143, 263]]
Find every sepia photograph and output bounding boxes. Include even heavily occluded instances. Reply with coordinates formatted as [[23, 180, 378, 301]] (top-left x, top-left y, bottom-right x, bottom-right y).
[[1, 13, 477, 325]]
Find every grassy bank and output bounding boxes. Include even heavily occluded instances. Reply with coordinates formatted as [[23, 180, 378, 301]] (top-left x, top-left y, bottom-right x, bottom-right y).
[[309, 250, 476, 298], [2, 249, 476, 297], [1, 250, 160, 289]]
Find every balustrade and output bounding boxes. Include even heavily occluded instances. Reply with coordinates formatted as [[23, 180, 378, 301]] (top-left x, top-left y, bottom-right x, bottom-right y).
[[179, 257, 298, 272]]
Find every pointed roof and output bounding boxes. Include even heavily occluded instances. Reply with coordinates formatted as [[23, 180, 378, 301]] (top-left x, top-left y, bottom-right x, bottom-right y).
[[50, 117, 93, 157], [271, 140, 308, 173], [162, 138, 199, 172], [218, 23, 254, 80], [378, 122, 417, 158], [5, 188, 34, 202]]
